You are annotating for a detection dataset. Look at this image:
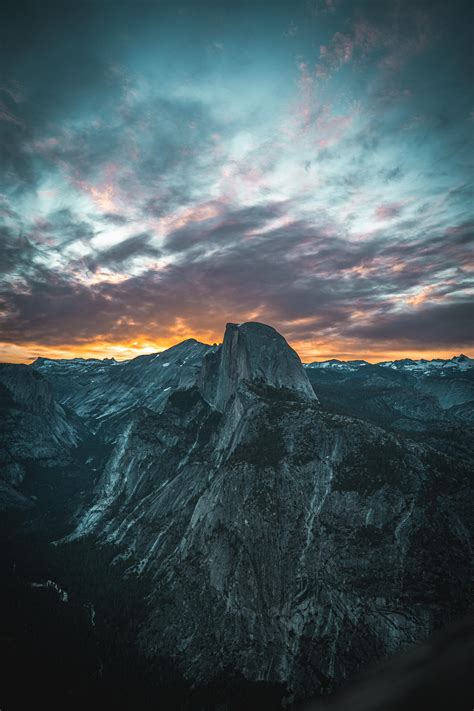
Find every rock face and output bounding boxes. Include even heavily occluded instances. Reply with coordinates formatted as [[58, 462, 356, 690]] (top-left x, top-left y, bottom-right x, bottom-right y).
[[33, 339, 213, 435], [304, 358, 474, 463], [60, 323, 473, 699], [199, 322, 316, 410], [0, 364, 86, 510]]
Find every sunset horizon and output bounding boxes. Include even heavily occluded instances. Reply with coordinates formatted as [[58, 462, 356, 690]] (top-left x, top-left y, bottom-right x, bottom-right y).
[[1, 328, 473, 366]]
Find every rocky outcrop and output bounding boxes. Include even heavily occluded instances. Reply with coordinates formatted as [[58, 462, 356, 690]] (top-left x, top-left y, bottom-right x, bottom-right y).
[[199, 322, 316, 410], [64, 322, 473, 700]]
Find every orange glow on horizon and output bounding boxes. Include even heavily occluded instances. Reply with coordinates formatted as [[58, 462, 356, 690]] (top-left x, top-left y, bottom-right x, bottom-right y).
[[0, 333, 471, 365]]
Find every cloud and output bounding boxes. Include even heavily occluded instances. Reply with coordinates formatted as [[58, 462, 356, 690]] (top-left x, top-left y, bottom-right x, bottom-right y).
[[100, 212, 130, 225], [313, 3, 435, 84], [317, 33, 354, 76], [375, 203, 406, 220], [348, 300, 474, 347], [0, 0, 473, 360], [42, 208, 96, 246], [0, 200, 472, 354], [162, 202, 288, 255], [87, 232, 161, 270], [0, 225, 37, 277]]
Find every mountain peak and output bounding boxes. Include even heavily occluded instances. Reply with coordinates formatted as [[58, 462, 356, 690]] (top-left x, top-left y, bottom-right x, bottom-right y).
[[200, 321, 317, 410]]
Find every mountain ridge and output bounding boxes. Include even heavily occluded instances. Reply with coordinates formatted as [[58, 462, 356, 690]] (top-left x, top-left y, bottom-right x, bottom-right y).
[[25, 350, 474, 369], [1, 320, 473, 705], [47, 322, 473, 699], [305, 353, 474, 370]]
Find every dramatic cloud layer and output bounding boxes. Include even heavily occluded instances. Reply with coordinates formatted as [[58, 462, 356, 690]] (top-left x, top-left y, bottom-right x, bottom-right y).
[[0, 0, 473, 362]]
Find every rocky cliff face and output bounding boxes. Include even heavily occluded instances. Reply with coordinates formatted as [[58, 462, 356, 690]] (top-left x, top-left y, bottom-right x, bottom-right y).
[[33, 339, 213, 435], [60, 322, 473, 700], [199, 322, 316, 410], [0, 364, 86, 510]]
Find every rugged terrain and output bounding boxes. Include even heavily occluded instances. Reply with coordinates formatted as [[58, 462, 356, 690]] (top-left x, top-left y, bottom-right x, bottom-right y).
[[1, 323, 473, 708], [0, 363, 87, 511]]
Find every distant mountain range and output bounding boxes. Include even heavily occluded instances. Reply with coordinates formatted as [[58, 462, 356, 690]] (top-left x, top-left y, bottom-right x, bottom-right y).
[[0, 323, 472, 708], [305, 353, 474, 373]]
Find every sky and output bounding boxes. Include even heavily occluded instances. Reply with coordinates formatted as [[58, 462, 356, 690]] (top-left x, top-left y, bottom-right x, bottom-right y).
[[0, 0, 473, 363]]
